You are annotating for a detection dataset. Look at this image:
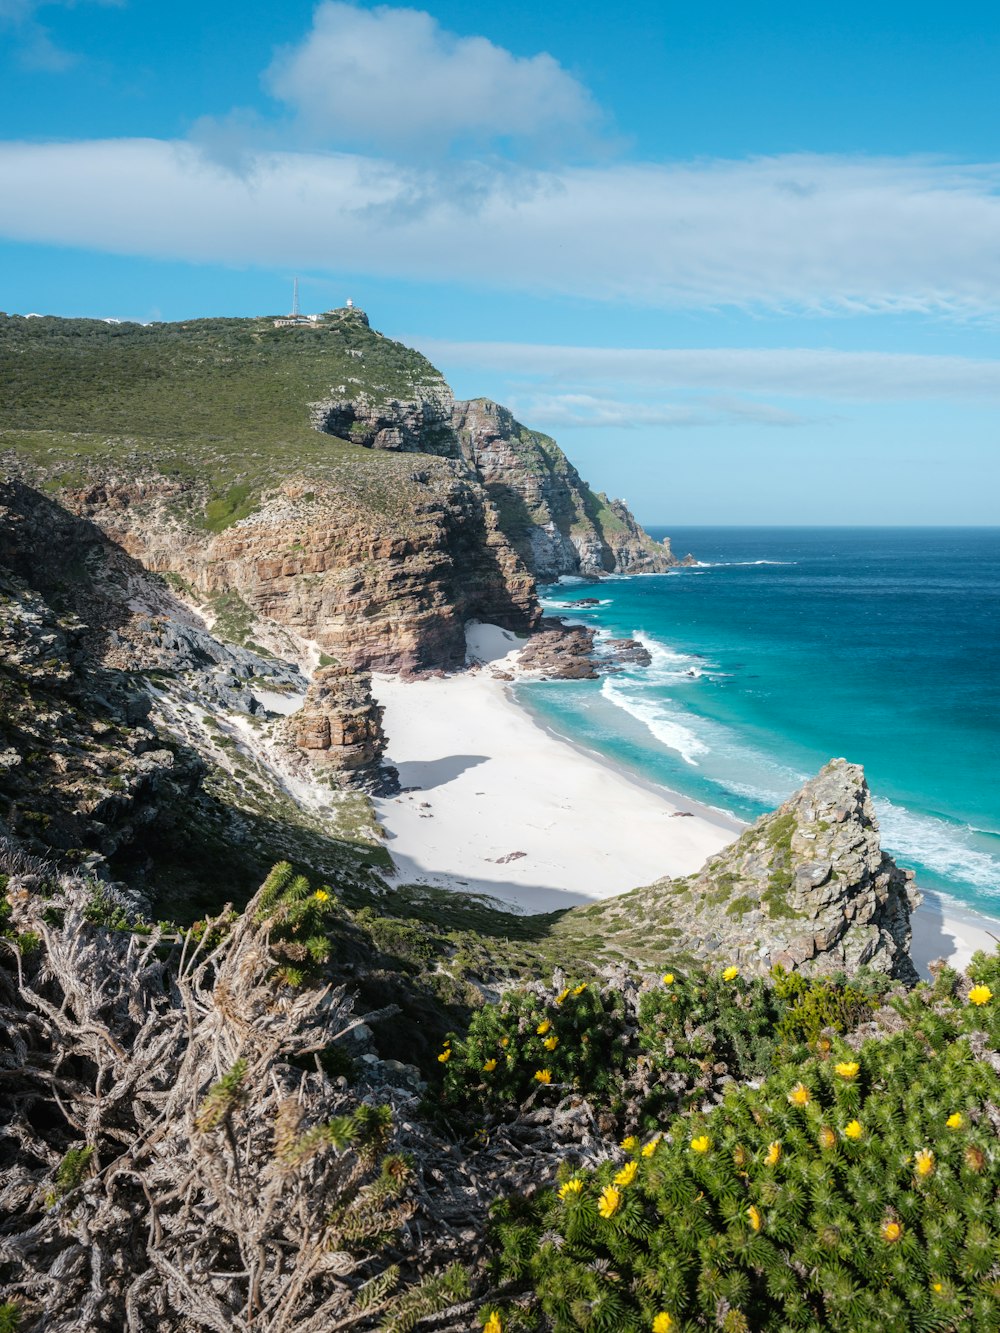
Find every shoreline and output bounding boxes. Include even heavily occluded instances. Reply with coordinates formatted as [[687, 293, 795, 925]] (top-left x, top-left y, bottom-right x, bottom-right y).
[[516, 687, 1000, 978], [372, 624, 1000, 977], [513, 683, 743, 836]]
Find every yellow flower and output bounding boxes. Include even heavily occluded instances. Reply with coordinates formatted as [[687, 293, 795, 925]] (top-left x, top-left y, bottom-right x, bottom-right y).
[[572, 983, 587, 995], [500, 1036, 510, 1048], [818, 1126, 837, 1151], [597, 1185, 622, 1218], [722, 965, 740, 982], [690, 1134, 711, 1154], [620, 1135, 639, 1153], [482, 1058, 497, 1072], [946, 1112, 964, 1129], [662, 972, 675, 986], [747, 1204, 763, 1232], [788, 1082, 811, 1107], [642, 1137, 661, 1158], [844, 1120, 864, 1140], [483, 1313, 502, 1333], [834, 1061, 860, 1079], [969, 984, 993, 1006], [555, 987, 570, 1005], [536, 1019, 552, 1035], [543, 1035, 559, 1051], [437, 1049, 451, 1063], [881, 1218, 903, 1243], [558, 1178, 584, 1200], [652, 1315, 673, 1333], [313, 889, 330, 902], [615, 1160, 638, 1186], [534, 1069, 551, 1084], [764, 1140, 782, 1167], [932, 1281, 943, 1294], [914, 1148, 935, 1178]]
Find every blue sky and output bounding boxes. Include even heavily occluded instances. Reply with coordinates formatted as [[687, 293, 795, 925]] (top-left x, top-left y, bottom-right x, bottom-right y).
[[2, 0, 999, 523]]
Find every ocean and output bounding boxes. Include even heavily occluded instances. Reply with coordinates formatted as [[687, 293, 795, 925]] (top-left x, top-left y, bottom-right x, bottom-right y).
[[515, 527, 1000, 917]]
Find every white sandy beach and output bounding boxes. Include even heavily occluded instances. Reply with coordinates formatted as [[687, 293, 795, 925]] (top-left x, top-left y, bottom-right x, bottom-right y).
[[372, 624, 1000, 976]]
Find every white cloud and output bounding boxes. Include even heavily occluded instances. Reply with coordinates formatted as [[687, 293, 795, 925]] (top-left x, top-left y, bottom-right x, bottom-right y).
[[505, 391, 809, 430], [414, 339, 1000, 402], [263, 3, 598, 153], [4, 141, 1000, 316]]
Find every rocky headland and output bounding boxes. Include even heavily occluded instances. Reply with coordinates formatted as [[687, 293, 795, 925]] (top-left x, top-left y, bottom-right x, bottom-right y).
[[559, 759, 921, 981]]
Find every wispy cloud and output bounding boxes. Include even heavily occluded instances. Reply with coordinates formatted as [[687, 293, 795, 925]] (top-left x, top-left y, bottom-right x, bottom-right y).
[[263, 3, 599, 155], [504, 391, 810, 430], [4, 142, 1000, 317], [413, 339, 1000, 401], [0, 0, 121, 71]]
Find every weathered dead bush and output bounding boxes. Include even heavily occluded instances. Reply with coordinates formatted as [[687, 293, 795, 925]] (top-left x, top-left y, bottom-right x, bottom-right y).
[[0, 870, 467, 1331]]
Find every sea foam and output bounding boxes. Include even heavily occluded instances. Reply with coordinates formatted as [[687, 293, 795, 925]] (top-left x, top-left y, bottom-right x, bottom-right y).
[[600, 677, 709, 766]]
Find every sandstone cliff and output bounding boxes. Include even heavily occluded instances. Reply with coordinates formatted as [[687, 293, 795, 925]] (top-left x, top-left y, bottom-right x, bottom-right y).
[[0, 478, 395, 910], [1, 312, 675, 681]]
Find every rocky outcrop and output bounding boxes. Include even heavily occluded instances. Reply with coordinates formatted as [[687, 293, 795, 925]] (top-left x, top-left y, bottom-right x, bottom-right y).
[[285, 665, 396, 792], [515, 618, 654, 679], [312, 389, 461, 458], [451, 398, 677, 579], [569, 760, 921, 981]]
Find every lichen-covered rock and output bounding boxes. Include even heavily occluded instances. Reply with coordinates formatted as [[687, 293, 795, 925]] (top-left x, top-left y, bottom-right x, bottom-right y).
[[285, 664, 396, 792], [567, 759, 921, 981], [311, 387, 461, 458]]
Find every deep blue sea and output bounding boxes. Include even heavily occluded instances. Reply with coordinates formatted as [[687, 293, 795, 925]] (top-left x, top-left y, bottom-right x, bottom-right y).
[[515, 528, 1000, 917]]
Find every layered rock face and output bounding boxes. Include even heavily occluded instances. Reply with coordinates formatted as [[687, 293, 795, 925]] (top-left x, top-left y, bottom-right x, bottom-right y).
[[285, 665, 395, 792], [196, 477, 539, 673], [3, 314, 678, 678], [574, 759, 920, 980], [451, 398, 677, 579]]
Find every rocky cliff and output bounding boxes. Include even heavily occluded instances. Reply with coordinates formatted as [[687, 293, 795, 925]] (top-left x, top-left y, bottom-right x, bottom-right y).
[[0, 478, 396, 911], [451, 398, 677, 578], [0, 311, 675, 681]]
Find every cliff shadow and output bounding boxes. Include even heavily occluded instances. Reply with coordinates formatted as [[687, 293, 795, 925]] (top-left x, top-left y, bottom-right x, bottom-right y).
[[394, 754, 489, 791]]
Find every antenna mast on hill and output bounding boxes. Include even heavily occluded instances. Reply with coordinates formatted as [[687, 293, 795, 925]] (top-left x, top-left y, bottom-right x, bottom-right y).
[[291, 277, 300, 318]]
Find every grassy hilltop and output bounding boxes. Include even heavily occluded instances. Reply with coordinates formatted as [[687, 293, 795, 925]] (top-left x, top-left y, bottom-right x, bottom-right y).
[[0, 308, 453, 526]]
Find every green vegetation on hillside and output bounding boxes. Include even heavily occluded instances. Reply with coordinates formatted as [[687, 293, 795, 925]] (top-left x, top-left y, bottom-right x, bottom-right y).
[[0, 312, 452, 528], [0, 311, 437, 441], [483, 960, 1000, 1331]]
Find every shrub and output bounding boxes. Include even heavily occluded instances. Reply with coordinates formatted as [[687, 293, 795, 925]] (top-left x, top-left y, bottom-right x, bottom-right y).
[[638, 968, 783, 1091], [493, 971, 1000, 1330], [439, 980, 625, 1113]]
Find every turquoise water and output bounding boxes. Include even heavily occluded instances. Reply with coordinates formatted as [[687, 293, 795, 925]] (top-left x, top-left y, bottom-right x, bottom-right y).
[[515, 528, 1000, 916]]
